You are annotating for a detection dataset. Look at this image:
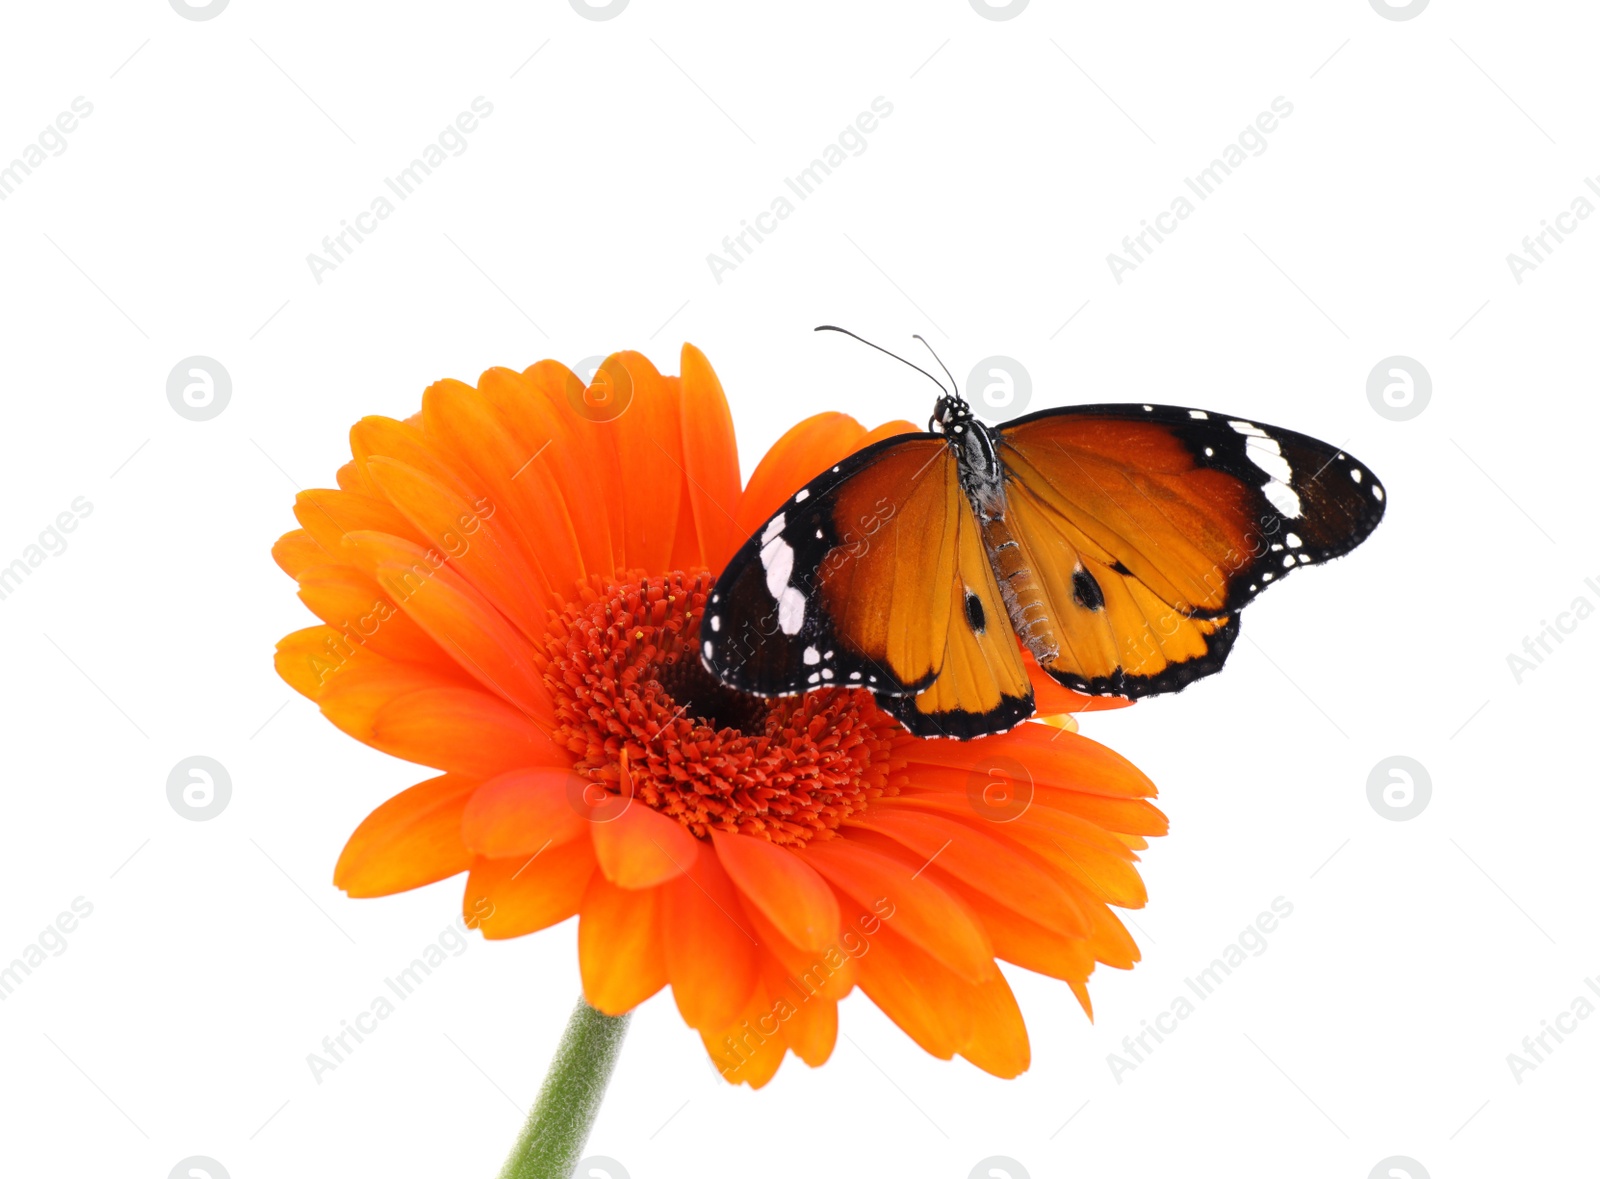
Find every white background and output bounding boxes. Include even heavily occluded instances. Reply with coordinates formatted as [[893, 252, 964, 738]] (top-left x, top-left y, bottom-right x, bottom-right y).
[[1, 2, 1594, 1177]]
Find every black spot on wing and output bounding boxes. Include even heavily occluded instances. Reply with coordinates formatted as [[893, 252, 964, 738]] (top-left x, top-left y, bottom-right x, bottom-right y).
[[1071, 566, 1104, 611], [963, 589, 986, 633]]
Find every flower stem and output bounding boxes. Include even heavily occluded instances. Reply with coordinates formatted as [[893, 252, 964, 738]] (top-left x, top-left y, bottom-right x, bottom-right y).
[[497, 998, 631, 1179]]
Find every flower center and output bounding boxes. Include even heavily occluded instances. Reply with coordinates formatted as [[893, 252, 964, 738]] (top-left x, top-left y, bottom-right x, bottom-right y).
[[541, 571, 902, 846]]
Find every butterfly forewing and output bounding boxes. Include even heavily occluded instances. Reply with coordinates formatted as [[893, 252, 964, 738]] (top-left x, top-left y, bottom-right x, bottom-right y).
[[702, 434, 960, 698], [999, 404, 1384, 616]]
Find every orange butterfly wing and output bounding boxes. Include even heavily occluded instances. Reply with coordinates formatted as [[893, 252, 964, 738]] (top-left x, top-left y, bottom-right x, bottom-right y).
[[702, 434, 1032, 736], [995, 403, 1384, 696]]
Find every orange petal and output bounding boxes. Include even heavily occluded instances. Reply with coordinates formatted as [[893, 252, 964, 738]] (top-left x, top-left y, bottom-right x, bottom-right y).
[[334, 773, 479, 898], [579, 874, 668, 1015], [955, 886, 1097, 984], [296, 563, 448, 669], [604, 352, 683, 572], [881, 793, 1148, 909], [678, 344, 743, 570], [1068, 979, 1094, 1020], [1033, 787, 1168, 837], [713, 831, 840, 952], [960, 970, 1030, 1079], [361, 457, 552, 634], [801, 837, 995, 984], [293, 487, 419, 558], [899, 725, 1158, 799], [464, 839, 596, 940], [369, 687, 566, 776], [699, 979, 788, 1089], [738, 898, 857, 1002], [662, 840, 760, 1031], [481, 365, 617, 581], [666, 454, 704, 575], [733, 412, 866, 543], [313, 649, 457, 737], [858, 418, 922, 446], [846, 901, 973, 1060], [461, 768, 588, 858], [1086, 899, 1141, 969], [273, 529, 331, 579], [524, 360, 627, 577], [349, 415, 476, 503], [590, 802, 699, 889], [340, 530, 551, 718], [422, 378, 586, 598], [776, 984, 837, 1068], [275, 625, 357, 700], [846, 808, 1086, 937]]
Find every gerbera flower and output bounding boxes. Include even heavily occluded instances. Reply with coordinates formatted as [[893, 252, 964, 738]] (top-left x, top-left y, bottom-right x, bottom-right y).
[[272, 345, 1165, 1089]]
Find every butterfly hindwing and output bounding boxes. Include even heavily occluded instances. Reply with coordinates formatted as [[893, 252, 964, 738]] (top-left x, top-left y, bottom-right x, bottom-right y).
[[1000, 474, 1242, 697], [870, 488, 1034, 738]]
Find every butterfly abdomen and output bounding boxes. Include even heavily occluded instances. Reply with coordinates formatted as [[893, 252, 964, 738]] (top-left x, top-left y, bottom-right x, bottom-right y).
[[979, 514, 1059, 663]]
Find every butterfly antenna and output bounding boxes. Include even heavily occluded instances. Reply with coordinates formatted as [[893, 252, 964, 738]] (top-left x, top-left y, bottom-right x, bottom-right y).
[[814, 325, 949, 398], [911, 334, 959, 399]]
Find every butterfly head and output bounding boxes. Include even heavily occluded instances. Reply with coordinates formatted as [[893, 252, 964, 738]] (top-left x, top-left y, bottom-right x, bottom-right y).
[[930, 391, 974, 436]]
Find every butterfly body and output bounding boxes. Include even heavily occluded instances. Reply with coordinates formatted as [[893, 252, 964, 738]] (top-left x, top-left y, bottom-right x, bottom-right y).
[[702, 378, 1385, 741], [947, 414, 1064, 668]]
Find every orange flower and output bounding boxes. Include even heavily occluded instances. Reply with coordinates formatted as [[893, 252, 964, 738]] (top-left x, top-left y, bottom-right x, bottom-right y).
[[272, 346, 1164, 1088]]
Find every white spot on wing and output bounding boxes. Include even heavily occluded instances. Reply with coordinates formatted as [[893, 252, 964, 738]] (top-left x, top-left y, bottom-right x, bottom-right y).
[[803, 646, 820, 665], [1246, 436, 1293, 484], [762, 539, 794, 599], [1188, 409, 1208, 419], [1264, 480, 1302, 518], [794, 488, 810, 503], [777, 587, 805, 635], [710, 615, 721, 631], [702, 640, 713, 659], [762, 513, 787, 544]]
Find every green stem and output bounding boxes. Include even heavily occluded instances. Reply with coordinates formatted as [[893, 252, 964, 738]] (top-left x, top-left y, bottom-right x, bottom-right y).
[[497, 998, 631, 1179]]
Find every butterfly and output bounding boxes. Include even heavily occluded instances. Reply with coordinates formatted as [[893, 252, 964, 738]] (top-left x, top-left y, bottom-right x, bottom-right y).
[[699, 329, 1386, 740]]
